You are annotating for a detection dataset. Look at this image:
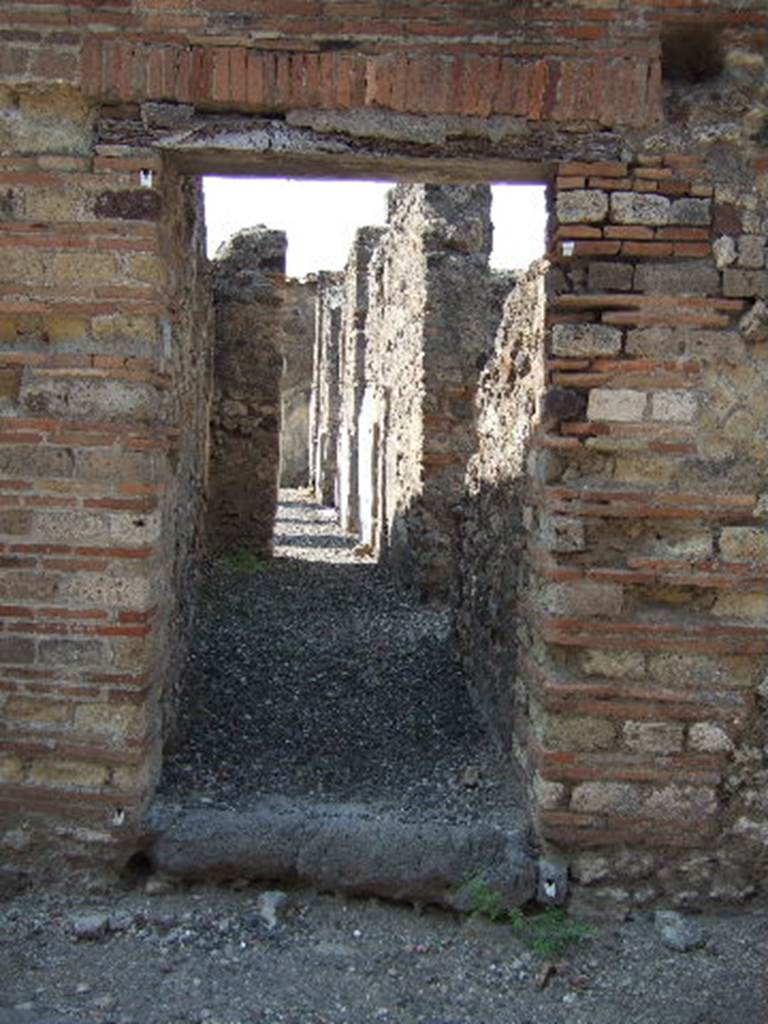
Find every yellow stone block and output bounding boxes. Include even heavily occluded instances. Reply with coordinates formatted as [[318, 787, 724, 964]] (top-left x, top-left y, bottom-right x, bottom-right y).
[[45, 315, 88, 344], [18, 87, 91, 124], [721, 527, 768, 562], [55, 252, 116, 288], [4, 696, 71, 725], [580, 648, 645, 679], [25, 189, 82, 222], [92, 314, 158, 343], [541, 714, 616, 752], [713, 591, 768, 620], [0, 251, 48, 285], [0, 754, 25, 783], [613, 455, 675, 484], [0, 317, 17, 343], [28, 759, 108, 789], [111, 760, 154, 793], [124, 254, 166, 288], [74, 702, 142, 736]]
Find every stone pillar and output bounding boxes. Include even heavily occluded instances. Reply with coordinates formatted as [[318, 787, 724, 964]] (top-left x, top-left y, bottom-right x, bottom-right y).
[[207, 227, 286, 557], [309, 272, 343, 506], [278, 276, 317, 488], [337, 227, 385, 533]]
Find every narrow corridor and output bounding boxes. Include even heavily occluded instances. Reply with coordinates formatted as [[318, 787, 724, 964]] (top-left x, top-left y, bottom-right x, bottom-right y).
[[160, 489, 526, 831]]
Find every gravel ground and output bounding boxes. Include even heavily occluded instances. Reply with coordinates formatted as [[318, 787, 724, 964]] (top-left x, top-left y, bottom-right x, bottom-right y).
[[4, 490, 768, 1023], [159, 488, 526, 830], [2, 878, 767, 1024]]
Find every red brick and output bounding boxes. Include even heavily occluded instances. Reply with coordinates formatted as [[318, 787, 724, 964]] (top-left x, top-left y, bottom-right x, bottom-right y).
[[539, 813, 714, 847], [556, 176, 586, 190], [603, 225, 654, 240], [673, 243, 712, 258], [568, 241, 621, 257], [620, 242, 674, 258], [588, 177, 632, 190], [634, 167, 674, 180], [554, 225, 603, 240], [559, 161, 628, 177], [75, 546, 154, 559], [655, 227, 709, 240]]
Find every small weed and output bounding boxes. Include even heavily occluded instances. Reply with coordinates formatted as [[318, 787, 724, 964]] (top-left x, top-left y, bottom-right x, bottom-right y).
[[465, 876, 595, 959], [219, 550, 271, 574], [465, 875, 510, 923], [516, 906, 595, 960]]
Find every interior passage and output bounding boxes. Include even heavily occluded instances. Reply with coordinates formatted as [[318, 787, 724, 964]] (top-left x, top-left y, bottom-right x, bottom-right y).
[[160, 489, 526, 827]]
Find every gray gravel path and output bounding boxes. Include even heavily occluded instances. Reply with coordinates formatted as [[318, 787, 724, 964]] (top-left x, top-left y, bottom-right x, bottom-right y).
[[159, 489, 528, 831], [2, 880, 767, 1024]]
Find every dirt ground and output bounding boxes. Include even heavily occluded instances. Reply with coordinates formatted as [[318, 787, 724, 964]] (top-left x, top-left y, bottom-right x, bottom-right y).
[[2, 878, 768, 1024]]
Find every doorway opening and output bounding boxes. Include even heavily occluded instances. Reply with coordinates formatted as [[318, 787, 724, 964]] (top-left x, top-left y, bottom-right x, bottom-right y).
[[157, 166, 549, 853]]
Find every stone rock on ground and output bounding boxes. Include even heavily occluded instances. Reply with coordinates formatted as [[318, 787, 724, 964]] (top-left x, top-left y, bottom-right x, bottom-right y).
[[654, 910, 707, 952]]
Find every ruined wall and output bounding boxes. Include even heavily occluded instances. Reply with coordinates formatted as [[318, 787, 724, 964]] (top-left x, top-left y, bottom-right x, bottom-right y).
[[309, 272, 343, 506], [458, 261, 547, 755], [207, 227, 285, 557], [156, 170, 213, 750], [278, 276, 316, 489], [359, 184, 498, 597], [337, 227, 385, 534]]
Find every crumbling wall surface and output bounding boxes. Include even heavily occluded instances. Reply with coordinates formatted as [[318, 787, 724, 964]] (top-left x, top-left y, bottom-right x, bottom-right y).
[[362, 184, 497, 598], [278, 277, 317, 489], [207, 227, 286, 557], [458, 262, 547, 755], [0, 81, 212, 873], [157, 171, 214, 750], [526, 151, 768, 911], [309, 272, 343, 506], [337, 227, 385, 534]]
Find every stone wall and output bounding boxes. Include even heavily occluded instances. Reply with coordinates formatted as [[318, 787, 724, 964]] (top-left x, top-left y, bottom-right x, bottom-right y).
[[458, 260, 547, 757], [309, 272, 343, 506], [207, 227, 286, 557], [278, 276, 316, 489], [353, 184, 499, 597], [337, 228, 385, 534]]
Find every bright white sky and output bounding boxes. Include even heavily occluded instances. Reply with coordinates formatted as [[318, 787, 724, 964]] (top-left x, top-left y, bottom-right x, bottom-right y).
[[203, 178, 547, 279]]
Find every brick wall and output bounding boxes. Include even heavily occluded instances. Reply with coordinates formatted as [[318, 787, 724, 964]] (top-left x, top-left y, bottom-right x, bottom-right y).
[[528, 159, 767, 909], [0, 85, 212, 871], [1, 0, 767, 896]]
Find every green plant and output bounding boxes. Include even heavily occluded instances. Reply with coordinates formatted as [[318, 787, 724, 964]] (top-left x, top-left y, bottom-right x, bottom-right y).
[[515, 907, 595, 960], [465, 875, 510, 922], [219, 549, 271, 574], [465, 876, 594, 959]]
